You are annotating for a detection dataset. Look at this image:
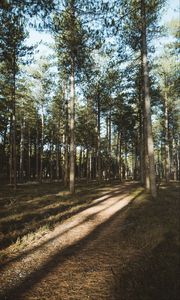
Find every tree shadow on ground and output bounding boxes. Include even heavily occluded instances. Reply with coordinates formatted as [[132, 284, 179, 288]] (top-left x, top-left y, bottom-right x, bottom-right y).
[[0, 189, 141, 300], [2, 184, 178, 300], [110, 184, 180, 300], [0, 187, 135, 269], [111, 233, 180, 300], [0, 182, 133, 250]]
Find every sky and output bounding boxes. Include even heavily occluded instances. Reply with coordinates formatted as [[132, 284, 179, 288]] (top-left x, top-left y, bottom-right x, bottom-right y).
[[161, 0, 179, 23], [26, 0, 179, 59], [153, 0, 179, 52]]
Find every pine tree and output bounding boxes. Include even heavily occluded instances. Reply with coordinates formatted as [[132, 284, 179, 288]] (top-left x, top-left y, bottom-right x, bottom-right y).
[[0, 7, 33, 188], [115, 0, 166, 197], [54, 0, 92, 193]]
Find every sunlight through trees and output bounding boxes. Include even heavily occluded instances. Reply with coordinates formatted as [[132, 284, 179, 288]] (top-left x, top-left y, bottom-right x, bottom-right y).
[[0, 0, 179, 197]]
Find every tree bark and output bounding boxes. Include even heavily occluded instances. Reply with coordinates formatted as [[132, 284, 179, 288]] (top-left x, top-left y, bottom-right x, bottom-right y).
[[1, 126, 7, 178], [69, 60, 75, 193], [79, 146, 83, 179], [141, 0, 157, 198], [108, 109, 112, 180], [125, 141, 128, 179], [164, 92, 170, 182], [12, 52, 17, 189], [108, 110, 112, 155], [50, 134, 53, 182], [39, 106, 44, 183], [138, 80, 145, 185], [9, 115, 13, 185], [64, 85, 69, 186], [97, 95, 101, 182], [28, 127, 31, 181], [20, 117, 25, 182], [36, 123, 39, 181], [56, 142, 60, 180], [116, 132, 122, 181], [134, 131, 139, 180], [86, 148, 89, 182], [177, 135, 180, 180]]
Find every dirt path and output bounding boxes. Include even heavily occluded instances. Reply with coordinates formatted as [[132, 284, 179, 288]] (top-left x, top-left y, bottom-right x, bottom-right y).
[[0, 182, 141, 300]]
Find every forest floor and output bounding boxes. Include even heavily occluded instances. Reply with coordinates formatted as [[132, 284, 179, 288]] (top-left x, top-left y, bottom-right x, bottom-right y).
[[0, 180, 179, 300]]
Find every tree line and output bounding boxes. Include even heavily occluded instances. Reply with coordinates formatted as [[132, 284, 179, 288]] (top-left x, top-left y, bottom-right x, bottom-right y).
[[0, 0, 179, 197]]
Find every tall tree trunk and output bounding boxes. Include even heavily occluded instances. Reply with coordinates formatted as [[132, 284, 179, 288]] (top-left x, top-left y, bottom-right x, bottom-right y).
[[9, 115, 13, 185], [56, 142, 60, 180], [172, 138, 177, 180], [116, 132, 120, 179], [83, 149, 86, 178], [106, 116, 109, 147], [119, 132, 122, 181], [36, 123, 39, 181], [12, 55, 17, 190], [87, 150, 93, 181], [50, 136, 53, 182], [125, 141, 128, 179], [140, 59, 150, 189], [108, 110, 112, 155], [108, 109, 112, 180], [160, 141, 165, 179], [12, 113, 17, 189], [28, 127, 31, 181], [1, 126, 7, 178], [97, 96, 101, 182], [64, 141, 69, 186], [141, 0, 157, 198], [134, 132, 139, 180], [177, 135, 180, 180], [64, 84, 69, 186], [144, 118, 150, 189], [79, 146, 83, 179], [86, 148, 91, 183], [40, 107, 44, 183], [164, 92, 170, 182], [139, 82, 145, 185], [56, 118, 61, 180], [116, 132, 122, 181], [69, 60, 75, 193], [19, 117, 25, 182]]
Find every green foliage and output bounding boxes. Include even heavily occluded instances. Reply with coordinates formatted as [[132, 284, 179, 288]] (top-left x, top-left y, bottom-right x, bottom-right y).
[[76, 104, 97, 149], [120, 0, 165, 52], [54, 0, 92, 76], [0, 0, 179, 183]]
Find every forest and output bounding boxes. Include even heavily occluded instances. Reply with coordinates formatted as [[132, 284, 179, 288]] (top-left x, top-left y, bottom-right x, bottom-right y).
[[0, 0, 179, 196], [0, 1, 179, 299]]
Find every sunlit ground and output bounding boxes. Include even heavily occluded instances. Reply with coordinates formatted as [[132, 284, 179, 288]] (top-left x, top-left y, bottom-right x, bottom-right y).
[[0, 181, 179, 300]]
